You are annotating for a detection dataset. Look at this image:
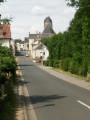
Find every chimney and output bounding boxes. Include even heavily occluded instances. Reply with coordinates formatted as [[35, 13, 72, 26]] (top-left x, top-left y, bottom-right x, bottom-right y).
[[0, 14, 1, 24]]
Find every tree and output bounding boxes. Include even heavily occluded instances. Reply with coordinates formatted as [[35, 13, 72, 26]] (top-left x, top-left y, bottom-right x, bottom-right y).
[[0, 0, 6, 3], [0, 45, 17, 81], [1, 17, 13, 24], [0, 0, 4, 2], [66, 0, 90, 8]]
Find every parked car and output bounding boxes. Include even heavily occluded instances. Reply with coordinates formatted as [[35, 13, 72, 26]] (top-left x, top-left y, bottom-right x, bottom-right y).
[[25, 53, 29, 57]]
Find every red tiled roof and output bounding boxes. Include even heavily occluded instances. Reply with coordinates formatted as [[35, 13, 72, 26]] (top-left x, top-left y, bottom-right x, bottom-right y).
[[0, 24, 11, 39]]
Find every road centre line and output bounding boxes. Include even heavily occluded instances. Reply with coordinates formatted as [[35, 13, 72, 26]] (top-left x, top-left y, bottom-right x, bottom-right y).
[[77, 100, 90, 110]]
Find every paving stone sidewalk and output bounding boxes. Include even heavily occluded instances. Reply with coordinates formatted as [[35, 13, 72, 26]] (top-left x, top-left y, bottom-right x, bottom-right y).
[[37, 64, 90, 90]]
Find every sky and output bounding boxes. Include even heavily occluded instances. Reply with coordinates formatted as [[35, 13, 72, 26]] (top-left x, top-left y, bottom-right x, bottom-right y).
[[0, 0, 76, 40]]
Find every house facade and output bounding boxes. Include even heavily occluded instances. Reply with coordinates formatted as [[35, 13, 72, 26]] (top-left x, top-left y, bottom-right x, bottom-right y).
[[15, 39, 25, 51], [0, 24, 11, 48], [32, 43, 49, 60]]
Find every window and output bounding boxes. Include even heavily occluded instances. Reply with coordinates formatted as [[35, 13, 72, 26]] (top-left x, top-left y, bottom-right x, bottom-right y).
[[43, 52, 45, 55]]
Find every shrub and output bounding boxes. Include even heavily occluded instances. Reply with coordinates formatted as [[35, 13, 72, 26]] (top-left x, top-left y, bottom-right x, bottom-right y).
[[61, 58, 71, 71], [88, 66, 90, 73], [53, 59, 59, 68], [0, 73, 7, 84], [70, 59, 79, 74]]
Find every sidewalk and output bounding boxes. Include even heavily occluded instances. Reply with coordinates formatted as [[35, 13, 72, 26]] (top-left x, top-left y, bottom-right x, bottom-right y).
[[37, 64, 90, 90]]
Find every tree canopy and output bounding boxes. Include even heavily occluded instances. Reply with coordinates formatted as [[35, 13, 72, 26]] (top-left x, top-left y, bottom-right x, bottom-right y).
[[41, 0, 90, 76], [66, 0, 90, 8], [0, 0, 5, 3], [1, 17, 13, 24]]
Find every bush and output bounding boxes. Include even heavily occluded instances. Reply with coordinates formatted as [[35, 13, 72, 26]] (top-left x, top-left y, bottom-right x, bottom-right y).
[[61, 58, 71, 71], [44, 60, 49, 66], [53, 59, 59, 68], [0, 73, 7, 84], [70, 59, 79, 74], [78, 67, 85, 76], [88, 66, 90, 73]]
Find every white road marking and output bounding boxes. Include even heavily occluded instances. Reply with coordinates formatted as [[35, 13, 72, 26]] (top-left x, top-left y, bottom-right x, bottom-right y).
[[77, 100, 90, 110]]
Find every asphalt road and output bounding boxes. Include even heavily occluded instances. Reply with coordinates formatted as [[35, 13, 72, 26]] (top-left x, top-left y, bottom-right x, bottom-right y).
[[18, 51, 90, 120]]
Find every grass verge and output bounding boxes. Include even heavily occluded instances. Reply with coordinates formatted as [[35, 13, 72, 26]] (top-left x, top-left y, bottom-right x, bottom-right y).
[[53, 68, 87, 81]]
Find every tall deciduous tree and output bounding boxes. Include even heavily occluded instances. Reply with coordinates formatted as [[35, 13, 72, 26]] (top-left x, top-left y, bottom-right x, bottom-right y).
[[41, 0, 90, 76]]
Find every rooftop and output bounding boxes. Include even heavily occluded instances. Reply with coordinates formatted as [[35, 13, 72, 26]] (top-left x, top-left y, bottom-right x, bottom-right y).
[[0, 24, 11, 39], [42, 24, 55, 34], [44, 17, 52, 23]]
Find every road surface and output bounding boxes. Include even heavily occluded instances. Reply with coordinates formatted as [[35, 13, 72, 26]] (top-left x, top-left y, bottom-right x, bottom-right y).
[[18, 51, 90, 120]]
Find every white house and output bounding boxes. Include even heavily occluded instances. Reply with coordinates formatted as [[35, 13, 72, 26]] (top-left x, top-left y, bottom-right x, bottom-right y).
[[29, 34, 39, 54], [33, 43, 49, 60], [28, 33, 49, 61]]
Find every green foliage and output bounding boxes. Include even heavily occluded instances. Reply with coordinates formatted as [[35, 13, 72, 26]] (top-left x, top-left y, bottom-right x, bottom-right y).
[[0, 72, 7, 84], [66, 0, 90, 8], [0, 45, 13, 57], [0, 0, 4, 2], [61, 58, 71, 71], [1, 57, 17, 75], [40, 38, 49, 47], [1, 17, 13, 24], [0, 94, 7, 100], [0, 45, 17, 83], [0, 84, 15, 120], [41, 0, 90, 77], [70, 59, 79, 74], [88, 66, 90, 73]]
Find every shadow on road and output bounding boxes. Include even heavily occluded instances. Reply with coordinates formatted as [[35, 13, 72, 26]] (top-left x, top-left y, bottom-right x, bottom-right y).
[[30, 95, 66, 104], [16, 52, 25, 56], [18, 64, 34, 67], [14, 73, 67, 120]]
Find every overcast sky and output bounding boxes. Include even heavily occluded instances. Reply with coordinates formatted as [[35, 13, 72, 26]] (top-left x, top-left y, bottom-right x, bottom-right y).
[[0, 0, 76, 40]]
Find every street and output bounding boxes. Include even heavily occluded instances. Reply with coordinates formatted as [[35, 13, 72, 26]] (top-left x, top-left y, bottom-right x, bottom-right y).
[[18, 51, 90, 120]]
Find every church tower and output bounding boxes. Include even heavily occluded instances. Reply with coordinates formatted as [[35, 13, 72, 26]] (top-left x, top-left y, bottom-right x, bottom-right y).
[[44, 17, 52, 29], [43, 17, 55, 34]]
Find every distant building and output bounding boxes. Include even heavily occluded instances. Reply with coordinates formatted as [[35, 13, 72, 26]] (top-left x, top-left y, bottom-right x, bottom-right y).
[[0, 15, 11, 48], [25, 17, 55, 60], [15, 39, 25, 51]]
